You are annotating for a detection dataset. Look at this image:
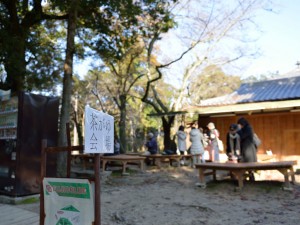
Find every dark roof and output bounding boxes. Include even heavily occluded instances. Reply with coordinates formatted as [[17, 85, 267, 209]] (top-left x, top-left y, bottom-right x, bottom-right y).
[[200, 75, 300, 106]]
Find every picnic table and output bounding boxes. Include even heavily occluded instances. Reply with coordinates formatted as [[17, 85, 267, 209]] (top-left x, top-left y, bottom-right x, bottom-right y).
[[195, 160, 297, 189], [101, 154, 145, 174], [180, 153, 207, 165], [72, 153, 95, 170], [71, 153, 145, 174], [142, 154, 182, 168]]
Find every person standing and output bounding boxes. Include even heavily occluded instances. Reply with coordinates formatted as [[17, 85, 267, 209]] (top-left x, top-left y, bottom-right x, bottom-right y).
[[176, 125, 187, 165], [237, 117, 257, 163], [237, 117, 257, 181], [226, 124, 241, 162], [207, 122, 220, 162], [189, 125, 205, 168]]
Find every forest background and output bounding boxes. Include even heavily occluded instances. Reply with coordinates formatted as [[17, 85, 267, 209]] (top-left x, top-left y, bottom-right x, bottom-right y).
[[0, 0, 290, 176]]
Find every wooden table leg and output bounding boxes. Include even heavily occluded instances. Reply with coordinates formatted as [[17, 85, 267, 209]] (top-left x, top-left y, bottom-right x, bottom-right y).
[[175, 158, 180, 166], [122, 161, 127, 174], [140, 160, 144, 171], [199, 168, 206, 183], [231, 170, 245, 189], [102, 160, 107, 171], [82, 157, 87, 170], [290, 166, 295, 184], [212, 170, 216, 181], [278, 168, 291, 188], [156, 158, 161, 168]]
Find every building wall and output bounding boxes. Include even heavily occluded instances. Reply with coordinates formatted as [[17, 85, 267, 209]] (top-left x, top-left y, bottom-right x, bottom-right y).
[[198, 111, 300, 159]]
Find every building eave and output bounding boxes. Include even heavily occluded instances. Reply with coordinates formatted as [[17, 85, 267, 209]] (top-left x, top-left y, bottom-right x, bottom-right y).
[[185, 99, 300, 117]]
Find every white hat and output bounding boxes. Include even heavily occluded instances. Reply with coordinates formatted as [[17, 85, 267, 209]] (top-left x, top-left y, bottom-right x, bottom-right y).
[[207, 122, 215, 130], [147, 132, 154, 138]]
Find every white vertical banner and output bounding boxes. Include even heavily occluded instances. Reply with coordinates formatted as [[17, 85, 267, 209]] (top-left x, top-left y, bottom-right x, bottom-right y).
[[84, 105, 114, 154]]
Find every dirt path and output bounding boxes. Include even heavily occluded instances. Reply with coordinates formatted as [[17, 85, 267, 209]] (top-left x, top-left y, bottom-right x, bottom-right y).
[[100, 166, 300, 225], [14, 166, 300, 225]]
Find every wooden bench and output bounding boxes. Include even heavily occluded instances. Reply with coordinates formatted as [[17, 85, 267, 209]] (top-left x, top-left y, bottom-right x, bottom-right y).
[[72, 153, 95, 170], [180, 154, 206, 166], [142, 154, 182, 168], [257, 153, 276, 162], [195, 160, 297, 189], [101, 154, 145, 174]]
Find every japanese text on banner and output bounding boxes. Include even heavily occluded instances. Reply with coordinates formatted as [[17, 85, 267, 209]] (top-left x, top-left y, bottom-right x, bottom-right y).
[[84, 106, 114, 154]]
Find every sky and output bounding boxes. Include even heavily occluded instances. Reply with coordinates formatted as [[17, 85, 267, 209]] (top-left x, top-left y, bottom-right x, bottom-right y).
[[242, 0, 300, 77], [74, 1, 300, 79]]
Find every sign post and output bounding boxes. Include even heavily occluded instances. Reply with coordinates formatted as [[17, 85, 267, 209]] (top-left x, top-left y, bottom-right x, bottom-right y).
[[84, 106, 114, 224], [41, 106, 114, 225]]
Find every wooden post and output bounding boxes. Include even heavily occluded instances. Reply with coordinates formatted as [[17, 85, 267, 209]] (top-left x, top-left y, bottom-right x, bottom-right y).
[[40, 139, 47, 225], [94, 154, 101, 225]]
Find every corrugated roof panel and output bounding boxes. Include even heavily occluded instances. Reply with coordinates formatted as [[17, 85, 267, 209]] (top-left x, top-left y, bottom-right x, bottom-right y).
[[256, 81, 277, 101], [291, 78, 300, 98], [276, 81, 292, 100], [199, 75, 300, 106]]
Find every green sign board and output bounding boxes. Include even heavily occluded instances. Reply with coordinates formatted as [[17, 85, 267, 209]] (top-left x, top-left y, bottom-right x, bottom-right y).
[[43, 178, 94, 225]]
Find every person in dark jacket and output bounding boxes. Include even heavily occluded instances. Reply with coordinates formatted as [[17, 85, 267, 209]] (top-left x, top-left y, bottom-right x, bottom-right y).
[[145, 132, 158, 155], [237, 117, 257, 180], [237, 117, 257, 163], [226, 124, 241, 161], [145, 132, 158, 165]]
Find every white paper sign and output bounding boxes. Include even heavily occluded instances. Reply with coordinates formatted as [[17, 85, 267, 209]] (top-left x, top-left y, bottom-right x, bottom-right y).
[[43, 178, 94, 225], [84, 105, 114, 153]]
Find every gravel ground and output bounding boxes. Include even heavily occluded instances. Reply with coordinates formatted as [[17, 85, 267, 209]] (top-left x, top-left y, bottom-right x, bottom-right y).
[[14, 165, 300, 225]]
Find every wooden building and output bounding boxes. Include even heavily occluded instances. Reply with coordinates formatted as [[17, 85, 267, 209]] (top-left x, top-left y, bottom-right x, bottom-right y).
[[187, 74, 300, 160]]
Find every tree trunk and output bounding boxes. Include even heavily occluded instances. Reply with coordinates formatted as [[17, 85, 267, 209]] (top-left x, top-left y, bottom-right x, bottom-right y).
[[3, 28, 26, 92], [119, 94, 127, 153], [57, 1, 78, 177], [162, 116, 175, 151], [76, 121, 83, 145]]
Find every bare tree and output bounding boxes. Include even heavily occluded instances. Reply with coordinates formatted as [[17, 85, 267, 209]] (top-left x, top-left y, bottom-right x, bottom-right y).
[[141, 0, 274, 147]]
